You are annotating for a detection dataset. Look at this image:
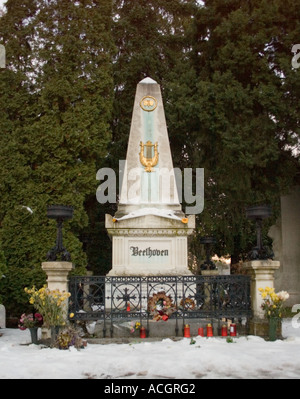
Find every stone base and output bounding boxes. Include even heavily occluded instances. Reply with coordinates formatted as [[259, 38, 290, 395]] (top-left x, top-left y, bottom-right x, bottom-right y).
[[201, 270, 219, 276], [249, 318, 282, 338], [41, 261, 74, 292], [106, 213, 195, 276], [243, 260, 280, 320], [87, 318, 248, 339]]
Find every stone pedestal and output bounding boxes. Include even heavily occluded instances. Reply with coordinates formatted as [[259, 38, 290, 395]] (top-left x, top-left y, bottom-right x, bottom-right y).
[[106, 214, 195, 276], [41, 262, 74, 339], [244, 260, 280, 336], [42, 261, 74, 292], [0, 304, 5, 329]]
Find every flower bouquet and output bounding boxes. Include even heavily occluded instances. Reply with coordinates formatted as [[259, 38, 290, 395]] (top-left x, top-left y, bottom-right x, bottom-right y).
[[18, 313, 43, 331], [18, 313, 43, 344], [130, 321, 141, 333], [259, 287, 289, 319], [24, 285, 71, 328], [259, 287, 289, 341]]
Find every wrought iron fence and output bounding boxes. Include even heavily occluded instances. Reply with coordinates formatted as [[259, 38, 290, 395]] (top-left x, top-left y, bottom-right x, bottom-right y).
[[69, 275, 251, 337]]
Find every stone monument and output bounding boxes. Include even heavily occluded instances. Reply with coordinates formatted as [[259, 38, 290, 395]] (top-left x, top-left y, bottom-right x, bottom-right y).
[[0, 304, 5, 329], [269, 187, 300, 306], [106, 77, 195, 276]]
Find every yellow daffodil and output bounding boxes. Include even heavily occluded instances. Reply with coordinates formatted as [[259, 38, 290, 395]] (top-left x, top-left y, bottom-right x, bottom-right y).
[[24, 285, 72, 328], [259, 286, 289, 320]]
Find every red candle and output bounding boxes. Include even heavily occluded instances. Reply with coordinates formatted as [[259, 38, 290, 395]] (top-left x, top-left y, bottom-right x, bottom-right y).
[[230, 323, 237, 337], [184, 324, 191, 338], [221, 325, 228, 337], [140, 327, 146, 339], [206, 324, 213, 337], [198, 327, 204, 337], [126, 304, 130, 312]]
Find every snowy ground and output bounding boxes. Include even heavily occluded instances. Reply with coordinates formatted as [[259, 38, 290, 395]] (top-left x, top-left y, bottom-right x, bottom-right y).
[[1, 319, 300, 380]]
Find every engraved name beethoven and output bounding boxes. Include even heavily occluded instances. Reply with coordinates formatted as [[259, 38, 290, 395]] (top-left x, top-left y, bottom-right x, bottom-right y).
[[130, 246, 169, 258]]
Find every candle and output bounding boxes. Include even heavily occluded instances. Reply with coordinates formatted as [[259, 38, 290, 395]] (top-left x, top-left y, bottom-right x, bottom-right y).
[[230, 323, 237, 337], [206, 323, 213, 337], [184, 324, 191, 338], [198, 327, 204, 337], [140, 327, 146, 339], [221, 324, 228, 337]]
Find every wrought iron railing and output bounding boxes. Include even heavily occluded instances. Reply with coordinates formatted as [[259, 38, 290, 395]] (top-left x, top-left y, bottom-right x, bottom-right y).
[[69, 275, 251, 337]]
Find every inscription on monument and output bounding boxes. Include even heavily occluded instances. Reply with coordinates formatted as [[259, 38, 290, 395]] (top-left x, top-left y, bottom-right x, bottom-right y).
[[130, 246, 169, 258]]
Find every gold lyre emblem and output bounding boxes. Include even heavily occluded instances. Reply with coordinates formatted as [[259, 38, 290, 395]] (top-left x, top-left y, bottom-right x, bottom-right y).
[[139, 141, 159, 172]]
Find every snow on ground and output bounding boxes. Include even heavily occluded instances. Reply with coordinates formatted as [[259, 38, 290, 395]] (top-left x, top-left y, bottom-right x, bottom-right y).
[[0, 319, 300, 380]]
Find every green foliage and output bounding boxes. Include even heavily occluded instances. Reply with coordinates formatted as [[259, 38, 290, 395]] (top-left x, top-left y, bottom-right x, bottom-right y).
[[0, 247, 8, 304], [165, 0, 300, 261], [3, 266, 46, 317], [0, 205, 87, 314], [0, 0, 114, 316]]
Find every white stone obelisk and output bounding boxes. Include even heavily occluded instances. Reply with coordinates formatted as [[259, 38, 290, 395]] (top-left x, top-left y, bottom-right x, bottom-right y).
[[106, 77, 195, 276]]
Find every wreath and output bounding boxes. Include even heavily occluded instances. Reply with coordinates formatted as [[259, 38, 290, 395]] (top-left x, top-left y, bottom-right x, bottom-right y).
[[180, 297, 196, 310], [147, 291, 176, 321]]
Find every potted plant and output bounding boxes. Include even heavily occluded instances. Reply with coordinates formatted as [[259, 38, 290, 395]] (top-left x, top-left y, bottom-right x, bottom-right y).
[[259, 287, 289, 341], [18, 313, 43, 344]]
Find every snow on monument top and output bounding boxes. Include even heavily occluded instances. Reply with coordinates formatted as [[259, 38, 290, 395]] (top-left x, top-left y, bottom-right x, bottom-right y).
[[139, 77, 157, 84]]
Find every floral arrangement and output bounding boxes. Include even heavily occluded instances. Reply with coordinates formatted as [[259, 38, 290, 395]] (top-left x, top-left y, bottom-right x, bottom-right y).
[[18, 313, 43, 330], [130, 321, 141, 333], [259, 287, 289, 319], [24, 285, 71, 327], [55, 326, 86, 350], [180, 297, 195, 310], [148, 291, 176, 321]]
